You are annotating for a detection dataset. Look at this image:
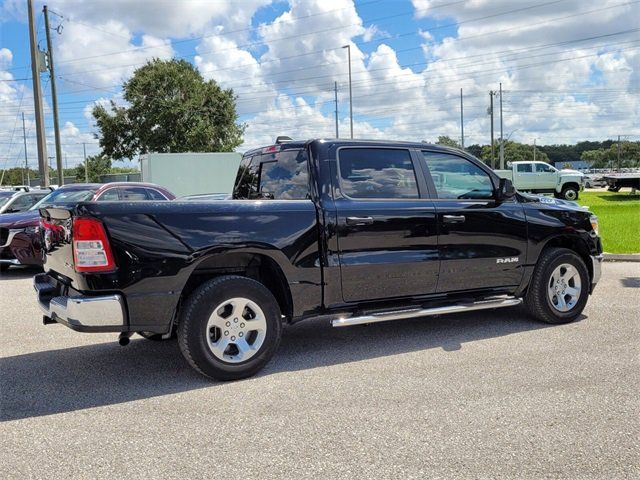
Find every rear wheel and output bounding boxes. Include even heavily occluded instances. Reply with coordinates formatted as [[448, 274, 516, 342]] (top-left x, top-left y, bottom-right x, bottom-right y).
[[525, 248, 589, 324], [177, 275, 282, 381]]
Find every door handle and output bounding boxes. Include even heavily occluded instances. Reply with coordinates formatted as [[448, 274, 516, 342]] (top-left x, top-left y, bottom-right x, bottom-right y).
[[346, 216, 374, 226], [442, 214, 466, 224]]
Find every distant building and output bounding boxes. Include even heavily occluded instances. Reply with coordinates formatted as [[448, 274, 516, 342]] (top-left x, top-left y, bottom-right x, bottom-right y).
[[554, 160, 590, 171]]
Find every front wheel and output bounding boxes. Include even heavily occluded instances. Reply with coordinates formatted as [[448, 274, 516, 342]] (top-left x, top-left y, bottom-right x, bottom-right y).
[[525, 248, 589, 324], [561, 186, 579, 201], [177, 275, 283, 381]]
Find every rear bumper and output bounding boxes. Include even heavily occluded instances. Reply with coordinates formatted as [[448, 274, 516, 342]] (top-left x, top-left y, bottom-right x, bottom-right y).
[[34, 273, 127, 332]]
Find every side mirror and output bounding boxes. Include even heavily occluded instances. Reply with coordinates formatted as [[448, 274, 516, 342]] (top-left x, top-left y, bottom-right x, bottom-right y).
[[498, 178, 516, 199]]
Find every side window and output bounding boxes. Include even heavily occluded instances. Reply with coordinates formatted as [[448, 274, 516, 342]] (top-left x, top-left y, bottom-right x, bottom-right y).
[[535, 163, 554, 173], [96, 188, 120, 201], [258, 150, 309, 200], [234, 156, 259, 199], [422, 151, 494, 200], [121, 187, 150, 201], [516, 163, 533, 173], [146, 189, 167, 200], [338, 148, 418, 199]]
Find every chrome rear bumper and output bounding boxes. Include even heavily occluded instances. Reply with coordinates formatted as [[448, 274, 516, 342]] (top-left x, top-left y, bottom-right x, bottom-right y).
[[34, 273, 126, 332]]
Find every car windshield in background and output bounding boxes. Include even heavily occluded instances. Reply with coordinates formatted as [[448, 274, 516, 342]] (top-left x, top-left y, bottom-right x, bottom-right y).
[[30, 189, 97, 210], [0, 191, 14, 208]]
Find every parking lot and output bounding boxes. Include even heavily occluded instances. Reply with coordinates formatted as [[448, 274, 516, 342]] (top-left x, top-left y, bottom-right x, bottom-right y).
[[1, 262, 638, 479]]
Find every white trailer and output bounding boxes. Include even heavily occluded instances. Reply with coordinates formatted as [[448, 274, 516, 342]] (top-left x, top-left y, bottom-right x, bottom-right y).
[[140, 152, 242, 198]]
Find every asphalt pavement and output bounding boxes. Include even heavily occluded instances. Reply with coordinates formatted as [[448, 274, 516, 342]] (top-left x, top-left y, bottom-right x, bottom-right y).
[[1, 263, 639, 479]]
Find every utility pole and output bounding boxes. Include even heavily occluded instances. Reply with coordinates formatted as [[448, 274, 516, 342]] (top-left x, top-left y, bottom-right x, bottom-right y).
[[83, 143, 88, 182], [533, 138, 537, 162], [334, 81, 339, 138], [499, 83, 504, 170], [460, 88, 464, 149], [27, 0, 49, 187], [342, 44, 353, 139], [43, 5, 63, 186], [22, 112, 30, 186], [489, 91, 495, 168]]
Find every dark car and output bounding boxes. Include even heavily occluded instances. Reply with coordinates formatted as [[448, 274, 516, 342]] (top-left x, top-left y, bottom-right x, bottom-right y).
[[0, 189, 50, 214], [0, 182, 174, 272], [35, 138, 603, 381]]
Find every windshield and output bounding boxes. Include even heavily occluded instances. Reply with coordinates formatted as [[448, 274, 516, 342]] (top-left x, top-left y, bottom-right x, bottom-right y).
[[29, 188, 96, 210], [0, 191, 14, 208]]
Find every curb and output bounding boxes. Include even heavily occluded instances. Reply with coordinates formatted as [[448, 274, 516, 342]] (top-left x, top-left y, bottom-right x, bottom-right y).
[[603, 253, 640, 262]]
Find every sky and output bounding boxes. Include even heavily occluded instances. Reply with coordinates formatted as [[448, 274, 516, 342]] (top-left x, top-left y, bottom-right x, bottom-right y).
[[0, 0, 639, 170]]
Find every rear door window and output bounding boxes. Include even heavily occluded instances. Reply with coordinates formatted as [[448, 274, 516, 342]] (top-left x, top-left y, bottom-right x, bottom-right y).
[[96, 188, 120, 201], [120, 187, 151, 201], [338, 148, 418, 199], [516, 163, 533, 173]]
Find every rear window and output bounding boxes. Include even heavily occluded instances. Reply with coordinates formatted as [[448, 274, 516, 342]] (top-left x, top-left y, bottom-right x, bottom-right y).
[[30, 188, 96, 209], [234, 149, 310, 200]]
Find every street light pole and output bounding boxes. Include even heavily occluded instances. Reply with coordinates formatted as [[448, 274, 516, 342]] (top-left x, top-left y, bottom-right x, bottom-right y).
[[43, 4, 64, 186], [27, 0, 49, 187], [22, 112, 30, 186], [342, 44, 353, 139]]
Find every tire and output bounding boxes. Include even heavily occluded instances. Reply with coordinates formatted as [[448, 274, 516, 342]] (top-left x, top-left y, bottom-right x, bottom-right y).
[[525, 247, 589, 324], [561, 186, 579, 201], [177, 275, 283, 381]]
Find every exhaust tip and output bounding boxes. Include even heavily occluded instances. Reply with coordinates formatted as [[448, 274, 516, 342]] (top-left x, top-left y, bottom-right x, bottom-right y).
[[118, 333, 132, 346]]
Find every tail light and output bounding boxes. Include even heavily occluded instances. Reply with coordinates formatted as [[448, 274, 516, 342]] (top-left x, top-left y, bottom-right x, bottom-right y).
[[72, 217, 116, 272]]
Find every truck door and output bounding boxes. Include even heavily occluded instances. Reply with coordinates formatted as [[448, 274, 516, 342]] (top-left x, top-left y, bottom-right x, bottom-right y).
[[514, 162, 535, 190], [420, 150, 528, 293], [534, 162, 558, 190], [333, 147, 439, 303]]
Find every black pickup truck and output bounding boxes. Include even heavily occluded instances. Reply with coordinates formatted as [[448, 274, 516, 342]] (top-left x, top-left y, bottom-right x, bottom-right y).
[[35, 139, 603, 380]]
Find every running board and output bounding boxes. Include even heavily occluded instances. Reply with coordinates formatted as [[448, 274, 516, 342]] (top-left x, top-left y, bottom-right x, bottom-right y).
[[331, 297, 522, 327]]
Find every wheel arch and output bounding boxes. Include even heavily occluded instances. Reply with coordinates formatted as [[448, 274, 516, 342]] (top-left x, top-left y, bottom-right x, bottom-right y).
[[562, 182, 580, 192], [180, 250, 294, 323], [538, 234, 593, 282]]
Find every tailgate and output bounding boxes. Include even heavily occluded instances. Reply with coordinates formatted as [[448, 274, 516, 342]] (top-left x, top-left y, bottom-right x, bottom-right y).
[[40, 207, 76, 281]]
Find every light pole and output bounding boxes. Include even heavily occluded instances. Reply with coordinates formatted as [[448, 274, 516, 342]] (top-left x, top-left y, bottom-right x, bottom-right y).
[[342, 44, 353, 139]]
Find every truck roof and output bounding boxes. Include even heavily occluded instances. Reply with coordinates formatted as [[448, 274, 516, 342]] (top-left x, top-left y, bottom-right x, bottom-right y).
[[243, 138, 465, 157]]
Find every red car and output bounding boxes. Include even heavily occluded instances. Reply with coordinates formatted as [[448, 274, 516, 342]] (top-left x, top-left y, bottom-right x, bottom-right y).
[[0, 182, 175, 272]]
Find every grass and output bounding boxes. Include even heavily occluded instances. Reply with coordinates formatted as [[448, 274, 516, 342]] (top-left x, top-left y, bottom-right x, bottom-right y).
[[577, 190, 640, 254]]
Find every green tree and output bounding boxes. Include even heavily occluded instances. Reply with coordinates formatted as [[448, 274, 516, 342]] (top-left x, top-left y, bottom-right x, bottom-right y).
[[93, 59, 244, 160], [76, 155, 112, 182], [480, 140, 550, 166], [435, 136, 461, 148], [580, 141, 640, 169]]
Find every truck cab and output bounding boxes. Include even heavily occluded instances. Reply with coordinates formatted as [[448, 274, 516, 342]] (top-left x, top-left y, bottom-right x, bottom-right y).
[[35, 139, 603, 381], [495, 161, 584, 200]]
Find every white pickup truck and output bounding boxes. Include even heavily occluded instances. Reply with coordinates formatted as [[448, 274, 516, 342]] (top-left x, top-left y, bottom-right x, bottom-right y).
[[495, 161, 585, 200]]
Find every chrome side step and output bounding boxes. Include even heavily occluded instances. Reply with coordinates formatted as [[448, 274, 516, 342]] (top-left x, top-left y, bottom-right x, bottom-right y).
[[331, 297, 522, 327]]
